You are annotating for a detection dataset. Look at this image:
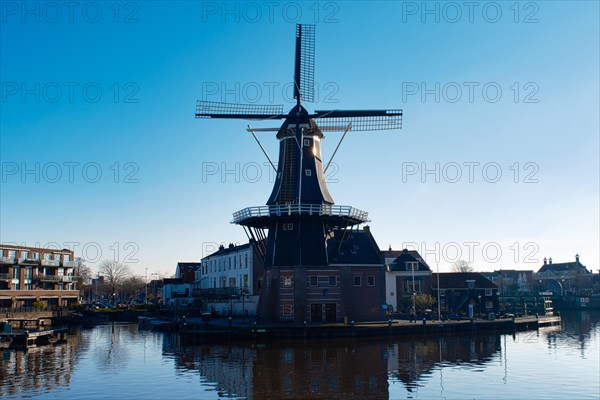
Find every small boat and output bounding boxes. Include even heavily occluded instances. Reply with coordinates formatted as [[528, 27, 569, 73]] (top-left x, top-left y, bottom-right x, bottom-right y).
[[137, 316, 154, 328], [150, 319, 175, 332], [138, 316, 175, 332]]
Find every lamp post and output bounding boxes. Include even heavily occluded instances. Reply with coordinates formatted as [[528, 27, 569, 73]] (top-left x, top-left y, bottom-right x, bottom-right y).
[[436, 263, 441, 321], [241, 288, 247, 322], [411, 262, 416, 313]]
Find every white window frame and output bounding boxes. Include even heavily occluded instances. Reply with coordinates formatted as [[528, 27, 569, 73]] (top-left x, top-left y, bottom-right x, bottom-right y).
[[367, 276, 375, 287]]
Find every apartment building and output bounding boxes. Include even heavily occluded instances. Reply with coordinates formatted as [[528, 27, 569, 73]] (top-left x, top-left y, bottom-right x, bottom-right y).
[[0, 244, 79, 308]]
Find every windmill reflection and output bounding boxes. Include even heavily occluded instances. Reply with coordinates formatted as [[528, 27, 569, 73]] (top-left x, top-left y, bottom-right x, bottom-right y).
[[168, 333, 501, 399]]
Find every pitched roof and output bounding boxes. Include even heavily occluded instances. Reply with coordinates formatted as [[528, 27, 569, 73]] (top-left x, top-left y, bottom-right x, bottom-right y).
[[176, 262, 201, 283], [383, 249, 431, 272], [537, 261, 590, 275], [203, 243, 253, 259], [327, 228, 382, 265], [432, 273, 497, 289], [176, 262, 201, 270]]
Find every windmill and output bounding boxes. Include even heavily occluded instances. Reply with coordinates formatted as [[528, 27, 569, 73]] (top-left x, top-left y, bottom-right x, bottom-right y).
[[196, 24, 402, 322]]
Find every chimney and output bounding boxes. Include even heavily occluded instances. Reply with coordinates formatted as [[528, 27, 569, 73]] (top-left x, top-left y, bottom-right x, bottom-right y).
[[543, 258, 547, 265], [549, 258, 553, 264], [575, 254, 580, 263], [218, 244, 225, 251], [389, 245, 392, 251], [402, 248, 408, 254], [228, 243, 234, 249]]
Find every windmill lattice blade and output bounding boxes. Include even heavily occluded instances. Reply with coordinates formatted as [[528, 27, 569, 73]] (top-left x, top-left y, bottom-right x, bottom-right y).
[[314, 109, 403, 131], [294, 24, 315, 103], [195, 101, 285, 120]]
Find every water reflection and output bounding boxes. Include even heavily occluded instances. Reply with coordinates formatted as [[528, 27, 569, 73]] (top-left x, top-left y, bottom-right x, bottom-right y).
[[164, 334, 499, 399], [0, 331, 83, 398], [387, 334, 500, 392], [0, 312, 597, 399], [164, 311, 599, 399]]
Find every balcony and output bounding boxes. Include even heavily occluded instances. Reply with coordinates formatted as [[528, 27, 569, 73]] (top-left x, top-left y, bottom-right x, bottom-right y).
[[63, 260, 78, 267], [231, 204, 370, 228], [18, 257, 40, 265], [41, 259, 60, 267], [193, 287, 242, 299], [0, 273, 11, 281], [40, 275, 62, 282], [0, 256, 15, 264], [62, 276, 77, 282]]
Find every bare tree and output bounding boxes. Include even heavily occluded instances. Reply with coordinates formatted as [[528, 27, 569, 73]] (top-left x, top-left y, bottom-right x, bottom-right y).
[[76, 261, 93, 302], [77, 262, 93, 286], [98, 260, 132, 302], [121, 275, 146, 302], [451, 260, 475, 273]]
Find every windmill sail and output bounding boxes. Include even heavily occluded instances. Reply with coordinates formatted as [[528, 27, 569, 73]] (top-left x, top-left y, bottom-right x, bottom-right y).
[[195, 101, 285, 120], [293, 24, 316, 103], [313, 109, 403, 131]]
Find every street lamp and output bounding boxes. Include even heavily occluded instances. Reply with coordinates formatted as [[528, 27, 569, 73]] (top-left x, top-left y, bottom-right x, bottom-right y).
[[436, 263, 441, 321], [411, 262, 416, 314]]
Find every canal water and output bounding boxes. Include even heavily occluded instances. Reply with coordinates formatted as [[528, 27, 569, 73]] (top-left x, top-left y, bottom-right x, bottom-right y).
[[1, 311, 598, 399]]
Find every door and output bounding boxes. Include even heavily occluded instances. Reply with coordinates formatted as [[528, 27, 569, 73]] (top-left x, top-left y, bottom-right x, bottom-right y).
[[310, 303, 322, 322], [325, 303, 337, 322]]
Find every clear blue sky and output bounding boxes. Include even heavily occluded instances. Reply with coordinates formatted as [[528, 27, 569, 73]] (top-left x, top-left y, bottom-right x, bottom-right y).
[[1, 1, 598, 276]]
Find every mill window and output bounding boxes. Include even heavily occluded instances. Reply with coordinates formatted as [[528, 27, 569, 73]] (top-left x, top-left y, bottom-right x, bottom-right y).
[[282, 276, 293, 287]]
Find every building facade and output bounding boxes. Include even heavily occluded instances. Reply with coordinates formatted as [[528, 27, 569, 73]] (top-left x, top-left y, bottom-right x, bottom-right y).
[[432, 272, 499, 317], [383, 248, 433, 313], [162, 262, 201, 306], [536, 255, 593, 296], [0, 244, 79, 308], [264, 227, 385, 323], [196, 242, 263, 316]]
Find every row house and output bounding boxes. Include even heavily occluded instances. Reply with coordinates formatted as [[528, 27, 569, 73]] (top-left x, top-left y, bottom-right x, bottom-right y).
[[0, 244, 79, 308], [162, 262, 201, 305], [197, 241, 263, 316], [383, 248, 433, 313], [432, 272, 499, 317]]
